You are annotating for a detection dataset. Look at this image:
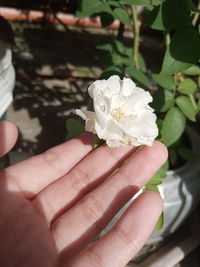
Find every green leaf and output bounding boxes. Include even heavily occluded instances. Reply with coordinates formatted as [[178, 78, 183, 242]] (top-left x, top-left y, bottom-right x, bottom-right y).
[[187, 0, 200, 13], [99, 53, 113, 67], [66, 118, 85, 139], [114, 40, 126, 54], [138, 53, 147, 72], [161, 107, 186, 147], [156, 118, 163, 139], [148, 162, 169, 184], [151, 0, 163, 6], [152, 73, 175, 90], [121, 0, 149, 4], [162, 27, 200, 74], [175, 96, 196, 121], [147, 173, 162, 185], [113, 7, 132, 26], [125, 66, 152, 87], [145, 0, 192, 30], [182, 65, 200, 76], [100, 12, 115, 27], [177, 79, 197, 95], [156, 212, 164, 230], [121, 0, 152, 8], [169, 148, 178, 166], [96, 41, 114, 53], [97, 40, 130, 66], [178, 147, 197, 161], [161, 90, 174, 112], [111, 52, 129, 65], [197, 99, 200, 113], [152, 161, 169, 182], [93, 134, 104, 148], [162, 49, 191, 74], [198, 76, 200, 87], [158, 160, 169, 178], [143, 182, 166, 231], [76, 0, 112, 17], [151, 88, 165, 112], [151, 89, 174, 112], [121, 0, 159, 9], [123, 47, 132, 58], [144, 184, 159, 192], [108, 0, 122, 7], [100, 66, 123, 79]]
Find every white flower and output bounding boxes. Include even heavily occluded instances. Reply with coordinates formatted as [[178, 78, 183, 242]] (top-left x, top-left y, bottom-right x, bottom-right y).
[[76, 75, 158, 147]]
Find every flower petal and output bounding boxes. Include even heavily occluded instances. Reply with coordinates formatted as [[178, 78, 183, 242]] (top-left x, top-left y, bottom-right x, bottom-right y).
[[121, 90, 152, 114], [121, 112, 158, 146], [120, 77, 136, 96], [88, 80, 107, 99], [76, 109, 96, 133], [105, 75, 121, 96], [95, 119, 124, 143]]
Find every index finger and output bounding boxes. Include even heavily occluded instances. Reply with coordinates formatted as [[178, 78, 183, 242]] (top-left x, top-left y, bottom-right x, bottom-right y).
[[2, 132, 93, 198]]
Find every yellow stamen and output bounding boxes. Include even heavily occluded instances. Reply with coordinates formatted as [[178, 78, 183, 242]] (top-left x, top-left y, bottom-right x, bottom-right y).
[[111, 108, 124, 121]]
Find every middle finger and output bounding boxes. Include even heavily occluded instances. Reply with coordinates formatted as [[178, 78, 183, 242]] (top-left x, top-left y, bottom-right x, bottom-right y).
[[33, 144, 137, 222]]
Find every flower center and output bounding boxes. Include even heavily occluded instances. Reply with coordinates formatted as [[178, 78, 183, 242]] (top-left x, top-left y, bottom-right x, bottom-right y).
[[111, 108, 125, 121]]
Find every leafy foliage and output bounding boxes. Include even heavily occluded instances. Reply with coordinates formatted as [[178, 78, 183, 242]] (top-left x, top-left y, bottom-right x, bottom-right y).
[[145, 0, 192, 30], [162, 27, 200, 74], [155, 212, 164, 230], [76, 0, 200, 168], [66, 118, 85, 139], [113, 7, 132, 26], [125, 65, 151, 87], [161, 107, 186, 147], [152, 73, 175, 91], [175, 96, 196, 122], [177, 79, 197, 95]]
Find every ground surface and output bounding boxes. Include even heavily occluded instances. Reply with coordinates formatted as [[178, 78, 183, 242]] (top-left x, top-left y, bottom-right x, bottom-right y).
[[7, 20, 163, 154], [7, 21, 100, 154]]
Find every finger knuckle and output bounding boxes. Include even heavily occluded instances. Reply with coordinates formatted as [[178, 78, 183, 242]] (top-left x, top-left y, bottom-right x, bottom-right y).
[[87, 246, 103, 267], [81, 194, 104, 225], [42, 148, 65, 177], [119, 169, 132, 186], [115, 224, 140, 254], [70, 167, 89, 193], [104, 145, 119, 164]]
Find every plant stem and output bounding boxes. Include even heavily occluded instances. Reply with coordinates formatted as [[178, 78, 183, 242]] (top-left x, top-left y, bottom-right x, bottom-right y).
[[131, 5, 141, 70], [192, 1, 200, 26], [189, 94, 197, 110], [173, 73, 179, 97], [164, 31, 170, 48]]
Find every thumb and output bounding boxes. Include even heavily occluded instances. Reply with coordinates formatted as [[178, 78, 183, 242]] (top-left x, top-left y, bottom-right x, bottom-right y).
[[0, 121, 18, 157]]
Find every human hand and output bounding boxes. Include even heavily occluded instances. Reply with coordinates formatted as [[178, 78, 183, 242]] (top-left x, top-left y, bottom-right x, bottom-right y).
[[0, 121, 167, 267]]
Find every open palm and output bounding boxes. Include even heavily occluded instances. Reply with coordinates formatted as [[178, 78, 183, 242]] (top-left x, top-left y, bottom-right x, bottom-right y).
[[0, 121, 167, 267]]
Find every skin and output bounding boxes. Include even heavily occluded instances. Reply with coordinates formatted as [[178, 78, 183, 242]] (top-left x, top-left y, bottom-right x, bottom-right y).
[[0, 121, 168, 267]]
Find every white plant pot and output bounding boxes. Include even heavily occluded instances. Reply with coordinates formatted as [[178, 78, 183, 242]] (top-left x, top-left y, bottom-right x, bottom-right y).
[[100, 128, 200, 244], [0, 40, 15, 118], [148, 127, 200, 243]]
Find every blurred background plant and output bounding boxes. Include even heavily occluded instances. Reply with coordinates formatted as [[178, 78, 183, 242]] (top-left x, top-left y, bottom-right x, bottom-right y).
[[74, 0, 200, 191]]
